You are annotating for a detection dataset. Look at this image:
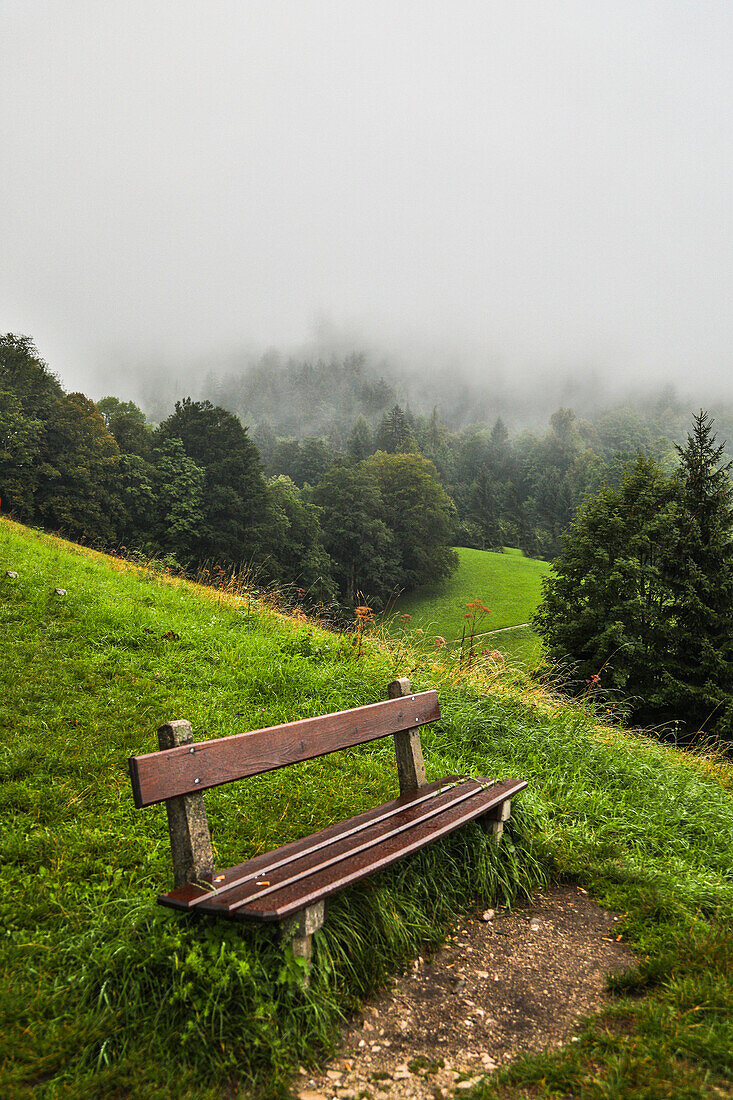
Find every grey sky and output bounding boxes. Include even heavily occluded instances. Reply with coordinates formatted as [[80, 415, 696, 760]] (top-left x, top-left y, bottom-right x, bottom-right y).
[[2, 1, 732, 400]]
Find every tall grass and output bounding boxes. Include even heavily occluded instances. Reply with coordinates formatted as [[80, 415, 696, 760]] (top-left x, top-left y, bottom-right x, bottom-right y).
[[1, 517, 732, 1099]]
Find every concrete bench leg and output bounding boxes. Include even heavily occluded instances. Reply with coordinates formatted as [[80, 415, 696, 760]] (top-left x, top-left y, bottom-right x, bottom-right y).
[[482, 798, 512, 845], [157, 720, 215, 888], [282, 899, 326, 984]]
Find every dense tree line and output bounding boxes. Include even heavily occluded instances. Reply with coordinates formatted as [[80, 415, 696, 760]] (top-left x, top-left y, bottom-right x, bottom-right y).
[[258, 399, 685, 560], [210, 352, 399, 442], [7, 333, 733, 743], [0, 335, 456, 613], [142, 346, 733, 554], [203, 347, 722, 446], [6, 331, 731, 614], [0, 335, 119, 540]]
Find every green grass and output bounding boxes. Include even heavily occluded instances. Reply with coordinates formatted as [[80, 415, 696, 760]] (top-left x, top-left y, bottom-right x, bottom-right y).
[[1, 518, 733, 1099], [389, 546, 550, 665]]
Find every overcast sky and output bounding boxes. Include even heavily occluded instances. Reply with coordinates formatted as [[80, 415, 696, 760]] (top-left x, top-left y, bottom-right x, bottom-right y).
[[2, 1, 732, 399]]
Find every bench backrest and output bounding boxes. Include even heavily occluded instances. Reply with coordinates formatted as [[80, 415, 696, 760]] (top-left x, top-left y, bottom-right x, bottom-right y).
[[128, 689, 440, 809]]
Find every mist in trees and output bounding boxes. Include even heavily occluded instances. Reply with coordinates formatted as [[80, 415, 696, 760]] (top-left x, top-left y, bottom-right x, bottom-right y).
[[1, 336, 462, 613], [6, 333, 718, 595], [7, 332, 733, 746]]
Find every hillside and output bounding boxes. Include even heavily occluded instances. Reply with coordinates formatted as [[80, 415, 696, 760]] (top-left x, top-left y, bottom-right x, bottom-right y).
[[1, 517, 732, 1099], [390, 547, 549, 665]]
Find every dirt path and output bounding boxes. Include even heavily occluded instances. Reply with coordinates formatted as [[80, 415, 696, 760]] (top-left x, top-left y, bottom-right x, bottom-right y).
[[446, 623, 531, 646], [296, 885, 633, 1100]]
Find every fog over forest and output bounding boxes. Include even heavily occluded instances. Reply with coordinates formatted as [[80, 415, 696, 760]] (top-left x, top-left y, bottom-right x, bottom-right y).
[[120, 330, 718, 436], [2, 1, 733, 424]]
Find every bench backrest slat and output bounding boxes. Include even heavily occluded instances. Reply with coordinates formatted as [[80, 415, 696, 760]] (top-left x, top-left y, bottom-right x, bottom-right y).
[[129, 690, 440, 808]]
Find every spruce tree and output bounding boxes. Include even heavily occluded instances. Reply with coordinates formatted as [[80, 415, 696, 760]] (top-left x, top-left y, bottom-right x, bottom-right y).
[[534, 413, 733, 747], [664, 412, 733, 742], [375, 404, 415, 453], [534, 455, 679, 719]]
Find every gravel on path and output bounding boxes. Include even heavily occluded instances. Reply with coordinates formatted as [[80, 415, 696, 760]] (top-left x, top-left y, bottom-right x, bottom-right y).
[[295, 884, 634, 1100]]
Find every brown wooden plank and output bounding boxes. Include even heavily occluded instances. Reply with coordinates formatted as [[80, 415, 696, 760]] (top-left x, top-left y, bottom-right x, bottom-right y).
[[163, 775, 464, 908], [241, 777, 527, 920], [129, 691, 440, 808], [159, 776, 527, 920], [188, 777, 473, 907], [223, 778, 495, 911]]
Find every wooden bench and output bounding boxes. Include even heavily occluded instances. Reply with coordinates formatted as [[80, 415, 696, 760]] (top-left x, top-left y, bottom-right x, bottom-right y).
[[128, 678, 527, 969]]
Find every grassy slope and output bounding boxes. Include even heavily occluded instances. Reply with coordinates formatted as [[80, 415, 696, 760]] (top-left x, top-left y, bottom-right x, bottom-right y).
[[389, 547, 550, 665], [1, 518, 732, 1099]]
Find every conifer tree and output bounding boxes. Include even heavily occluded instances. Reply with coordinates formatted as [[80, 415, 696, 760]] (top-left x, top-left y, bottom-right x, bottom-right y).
[[534, 455, 679, 720], [346, 416, 373, 462], [535, 414, 733, 746], [375, 404, 415, 453], [663, 412, 733, 741]]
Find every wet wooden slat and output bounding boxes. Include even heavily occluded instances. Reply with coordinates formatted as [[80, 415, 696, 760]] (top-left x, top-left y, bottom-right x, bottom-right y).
[[223, 779, 494, 911], [163, 775, 464, 909], [159, 776, 527, 921], [189, 777, 472, 907], [129, 691, 440, 808]]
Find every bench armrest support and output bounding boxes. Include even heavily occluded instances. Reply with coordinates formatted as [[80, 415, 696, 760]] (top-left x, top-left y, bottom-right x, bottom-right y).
[[158, 720, 215, 888], [388, 678, 428, 795]]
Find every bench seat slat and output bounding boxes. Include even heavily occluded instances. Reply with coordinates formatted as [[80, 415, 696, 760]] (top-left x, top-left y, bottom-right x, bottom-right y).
[[158, 775, 527, 921], [162, 775, 462, 908], [188, 776, 472, 907], [130, 691, 440, 808], [223, 777, 496, 913]]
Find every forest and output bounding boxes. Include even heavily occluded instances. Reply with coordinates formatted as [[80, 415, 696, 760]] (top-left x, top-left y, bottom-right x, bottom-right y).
[[4, 332, 733, 747], [3, 333, 704, 589]]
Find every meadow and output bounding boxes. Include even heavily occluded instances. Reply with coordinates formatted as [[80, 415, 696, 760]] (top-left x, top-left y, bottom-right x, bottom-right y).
[[1, 517, 732, 1099], [388, 547, 550, 665]]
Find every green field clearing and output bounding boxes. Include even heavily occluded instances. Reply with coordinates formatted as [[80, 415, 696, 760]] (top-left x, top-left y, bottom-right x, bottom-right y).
[[2, 518, 733, 1099], [389, 547, 550, 665]]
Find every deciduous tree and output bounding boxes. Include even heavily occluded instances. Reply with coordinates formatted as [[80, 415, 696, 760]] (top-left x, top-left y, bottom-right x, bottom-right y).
[[362, 451, 458, 591], [313, 465, 399, 606], [157, 398, 269, 565]]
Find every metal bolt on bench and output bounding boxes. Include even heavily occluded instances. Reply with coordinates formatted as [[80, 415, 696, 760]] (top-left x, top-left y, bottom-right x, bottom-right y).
[[128, 679, 527, 980]]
